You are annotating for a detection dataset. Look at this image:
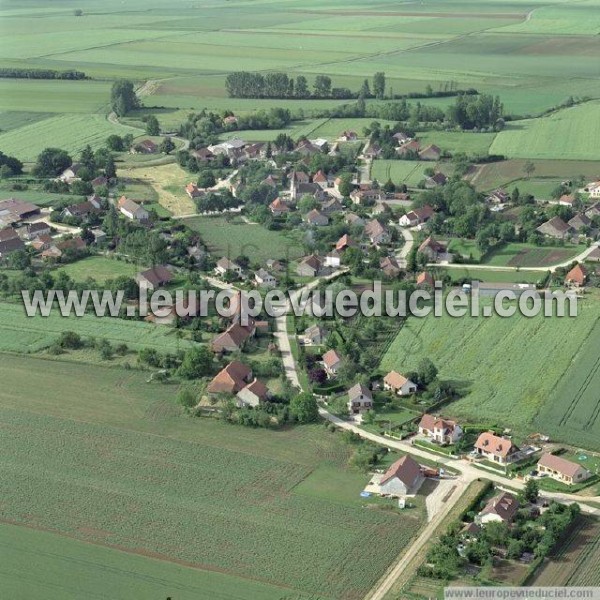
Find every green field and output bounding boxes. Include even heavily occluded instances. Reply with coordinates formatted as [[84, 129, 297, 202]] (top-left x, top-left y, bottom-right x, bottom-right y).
[[0, 113, 133, 162], [417, 130, 497, 156], [440, 267, 546, 285], [0, 353, 424, 599], [371, 160, 433, 188], [490, 102, 600, 161], [185, 216, 305, 263], [381, 299, 600, 449], [57, 256, 141, 283], [0, 301, 192, 353], [0, 523, 300, 600]]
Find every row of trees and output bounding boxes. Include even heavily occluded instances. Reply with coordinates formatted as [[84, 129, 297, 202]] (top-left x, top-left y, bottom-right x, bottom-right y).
[[0, 68, 86, 80], [225, 71, 386, 99]]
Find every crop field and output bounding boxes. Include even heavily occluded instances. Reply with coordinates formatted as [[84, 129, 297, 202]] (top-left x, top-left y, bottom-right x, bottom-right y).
[[417, 131, 497, 156], [371, 160, 433, 188], [0, 353, 424, 600], [381, 299, 600, 446], [489, 102, 600, 161], [440, 267, 546, 285], [0, 301, 193, 354], [0, 114, 133, 162], [483, 242, 583, 268], [534, 317, 600, 452], [185, 216, 305, 263], [0, 523, 299, 600], [532, 516, 600, 587]]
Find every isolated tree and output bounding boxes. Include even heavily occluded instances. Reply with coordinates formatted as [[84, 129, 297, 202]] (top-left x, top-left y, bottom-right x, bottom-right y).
[[160, 136, 175, 154], [523, 161, 536, 179], [178, 346, 212, 379], [360, 78, 371, 98], [104, 154, 117, 179], [197, 170, 216, 188], [106, 134, 124, 152], [337, 173, 354, 198], [289, 392, 319, 424], [110, 80, 139, 116], [373, 72, 386, 99], [74, 8, 83, 16], [145, 115, 160, 136], [523, 479, 539, 504], [33, 147, 72, 177]]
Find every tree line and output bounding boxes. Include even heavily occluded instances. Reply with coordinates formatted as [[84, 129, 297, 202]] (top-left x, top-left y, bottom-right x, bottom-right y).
[[225, 71, 387, 100], [0, 68, 87, 80]]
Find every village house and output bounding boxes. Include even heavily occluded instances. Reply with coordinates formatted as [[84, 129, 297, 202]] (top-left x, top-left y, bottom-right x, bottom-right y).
[[0, 227, 18, 242], [303, 324, 328, 345], [393, 132, 412, 144], [31, 234, 53, 251], [347, 383, 373, 415], [190, 147, 214, 163], [419, 144, 442, 161], [212, 322, 255, 353], [416, 271, 435, 288], [399, 205, 434, 228], [61, 200, 101, 221], [378, 456, 425, 496], [536, 216, 572, 239], [350, 187, 385, 205], [383, 371, 417, 396], [135, 265, 174, 291], [296, 254, 323, 277], [363, 141, 382, 159], [322, 349, 343, 377], [321, 198, 344, 215], [586, 247, 600, 262], [269, 197, 291, 216], [418, 236, 448, 262], [364, 219, 390, 246], [0, 236, 25, 258], [133, 139, 158, 154], [418, 414, 463, 445], [185, 183, 205, 199], [585, 202, 600, 218], [334, 234, 356, 253], [22, 221, 51, 240], [207, 361, 253, 394], [396, 140, 420, 157], [559, 193, 576, 207], [338, 130, 358, 142], [476, 491, 520, 525], [58, 163, 83, 183], [91, 228, 107, 245], [584, 181, 600, 199], [254, 268, 277, 288], [486, 189, 509, 205], [345, 212, 365, 228], [537, 453, 591, 485], [305, 209, 329, 226], [568, 213, 591, 231], [118, 196, 149, 222], [474, 432, 520, 465], [565, 264, 587, 287], [215, 257, 243, 278], [380, 256, 401, 278], [91, 175, 108, 188], [237, 378, 270, 408], [324, 249, 341, 268], [425, 172, 448, 189]]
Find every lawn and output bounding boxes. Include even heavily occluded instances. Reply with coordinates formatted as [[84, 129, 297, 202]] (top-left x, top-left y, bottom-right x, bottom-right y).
[[380, 298, 600, 449], [185, 216, 305, 263], [371, 160, 433, 188], [0, 522, 298, 600], [0, 353, 425, 599], [447, 239, 483, 262], [0, 300, 193, 353], [489, 102, 600, 161], [57, 256, 141, 283]]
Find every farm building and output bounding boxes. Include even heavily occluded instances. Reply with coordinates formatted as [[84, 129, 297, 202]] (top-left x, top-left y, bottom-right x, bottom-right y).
[[471, 281, 537, 298], [215, 257, 243, 277], [425, 172, 448, 189], [383, 371, 417, 396], [536, 216, 573, 239], [133, 139, 158, 154], [419, 144, 442, 161], [537, 453, 591, 485], [418, 414, 463, 445], [237, 378, 270, 408], [0, 236, 25, 257], [211, 323, 255, 353], [296, 255, 323, 277], [0, 198, 40, 226], [418, 236, 448, 262]]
